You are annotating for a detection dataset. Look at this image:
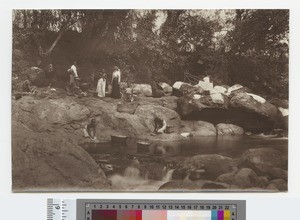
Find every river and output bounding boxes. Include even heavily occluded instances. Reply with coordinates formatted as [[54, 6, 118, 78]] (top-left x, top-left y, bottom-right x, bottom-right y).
[[83, 135, 288, 191]]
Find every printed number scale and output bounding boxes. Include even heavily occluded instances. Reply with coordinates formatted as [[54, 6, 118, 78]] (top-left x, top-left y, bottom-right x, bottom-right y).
[[47, 199, 246, 220]]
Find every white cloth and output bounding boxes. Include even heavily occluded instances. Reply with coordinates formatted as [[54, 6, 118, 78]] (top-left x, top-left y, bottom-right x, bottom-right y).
[[278, 107, 289, 117], [70, 65, 78, 78], [96, 78, 106, 97], [173, 81, 184, 90], [157, 120, 167, 133], [112, 70, 121, 83], [246, 93, 266, 104]]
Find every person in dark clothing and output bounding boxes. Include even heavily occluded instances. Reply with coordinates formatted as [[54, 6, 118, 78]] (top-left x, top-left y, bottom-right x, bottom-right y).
[[152, 116, 167, 135], [45, 64, 56, 87], [111, 66, 121, 99]]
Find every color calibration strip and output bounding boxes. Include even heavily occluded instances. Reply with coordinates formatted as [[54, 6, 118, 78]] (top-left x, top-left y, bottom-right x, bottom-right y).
[[91, 210, 232, 220], [82, 201, 241, 220], [47, 199, 245, 220]]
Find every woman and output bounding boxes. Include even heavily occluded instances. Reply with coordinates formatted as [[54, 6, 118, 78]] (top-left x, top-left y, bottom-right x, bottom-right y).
[[96, 73, 107, 97], [152, 116, 167, 135], [83, 118, 97, 141], [111, 66, 121, 99]]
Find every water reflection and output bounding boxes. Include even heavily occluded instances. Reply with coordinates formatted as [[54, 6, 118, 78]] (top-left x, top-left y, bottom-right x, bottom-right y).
[[83, 135, 287, 159]]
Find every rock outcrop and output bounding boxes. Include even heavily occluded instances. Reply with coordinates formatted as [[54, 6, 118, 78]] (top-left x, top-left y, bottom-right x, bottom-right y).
[[180, 121, 216, 136], [216, 123, 244, 135], [12, 120, 111, 191], [176, 84, 280, 132], [20, 67, 47, 87], [216, 168, 268, 189], [183, 154, 235, 180], [238, 148, 288, 176]]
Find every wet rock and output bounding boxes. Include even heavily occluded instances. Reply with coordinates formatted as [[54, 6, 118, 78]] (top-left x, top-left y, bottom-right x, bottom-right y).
[[266, 179, 287, 191], [172, 168, 189, 180], [188, 169, 206, 181], [181, 121, 216, 136], [238, 148, 287, 175], [183, 154, 235, 179], [216, 168, 264, 188], [20, 67, 47, 87], [216, 123, 244, 135]]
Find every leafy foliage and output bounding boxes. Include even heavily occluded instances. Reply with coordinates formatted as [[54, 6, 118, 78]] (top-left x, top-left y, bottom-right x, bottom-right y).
[[12, 9, 289, 99]]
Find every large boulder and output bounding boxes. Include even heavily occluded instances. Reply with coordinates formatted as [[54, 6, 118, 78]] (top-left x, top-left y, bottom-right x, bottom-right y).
[[20, 67, 47, 87], [229, 92, 278, 131], [132, 84, 152, 97], [134, 104, 181, 133], [216, 123, 244, 135], [216, 168, 267, 189], [176, 88, 280, 132], [12, 120, 111, 191], [177, 94, 229, 120], [238, 148, 288, 175], [180, 121, 216, 136], [14, 96, 90, 127], [230, 92, 277, 118], [158, 82, 173, 95], [183, 154, 235, 180]]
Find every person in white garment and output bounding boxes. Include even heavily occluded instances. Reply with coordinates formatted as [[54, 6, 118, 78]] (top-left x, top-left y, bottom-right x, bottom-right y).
[[96, 72, 107, 97], [68, 61, 79, 92]]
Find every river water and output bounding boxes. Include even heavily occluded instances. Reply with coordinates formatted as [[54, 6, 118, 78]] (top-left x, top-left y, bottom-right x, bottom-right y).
[[83, 135, 288, 191]]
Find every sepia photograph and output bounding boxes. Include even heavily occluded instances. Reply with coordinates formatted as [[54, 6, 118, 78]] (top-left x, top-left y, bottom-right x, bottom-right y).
[[12, 9, 288, 192]]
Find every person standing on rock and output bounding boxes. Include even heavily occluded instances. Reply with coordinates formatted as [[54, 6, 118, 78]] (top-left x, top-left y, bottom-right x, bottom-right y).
[[111, 66, 121, 99], [83, 118, 98, 141], [96, 72, 107, 98], [68, 61, 79, 93]]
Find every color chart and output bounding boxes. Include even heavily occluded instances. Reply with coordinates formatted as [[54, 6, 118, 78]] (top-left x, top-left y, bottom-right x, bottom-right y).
[[47, 199, 246, 220], [80, 200, 245, 220], [91, 209, 231, 220]]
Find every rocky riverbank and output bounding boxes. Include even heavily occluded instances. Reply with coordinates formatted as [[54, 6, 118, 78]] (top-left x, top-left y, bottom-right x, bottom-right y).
[[12, 75, 288, 191]]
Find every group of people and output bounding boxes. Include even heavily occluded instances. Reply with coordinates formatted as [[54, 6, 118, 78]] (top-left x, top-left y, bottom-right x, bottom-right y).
[[67, 61, 122, 99], [66, 62, 168, 141], [83, 115, 168, 141], [95, 66, 122, 99]]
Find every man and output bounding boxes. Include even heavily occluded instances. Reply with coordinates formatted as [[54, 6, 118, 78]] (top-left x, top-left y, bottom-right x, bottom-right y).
[[68, 61, 78, 88], [152, 116, 167, 135], [83, 118, 97, 141]]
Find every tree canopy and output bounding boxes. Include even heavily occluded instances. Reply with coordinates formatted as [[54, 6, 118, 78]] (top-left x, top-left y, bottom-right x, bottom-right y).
[[12, 9, 289, 99]]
